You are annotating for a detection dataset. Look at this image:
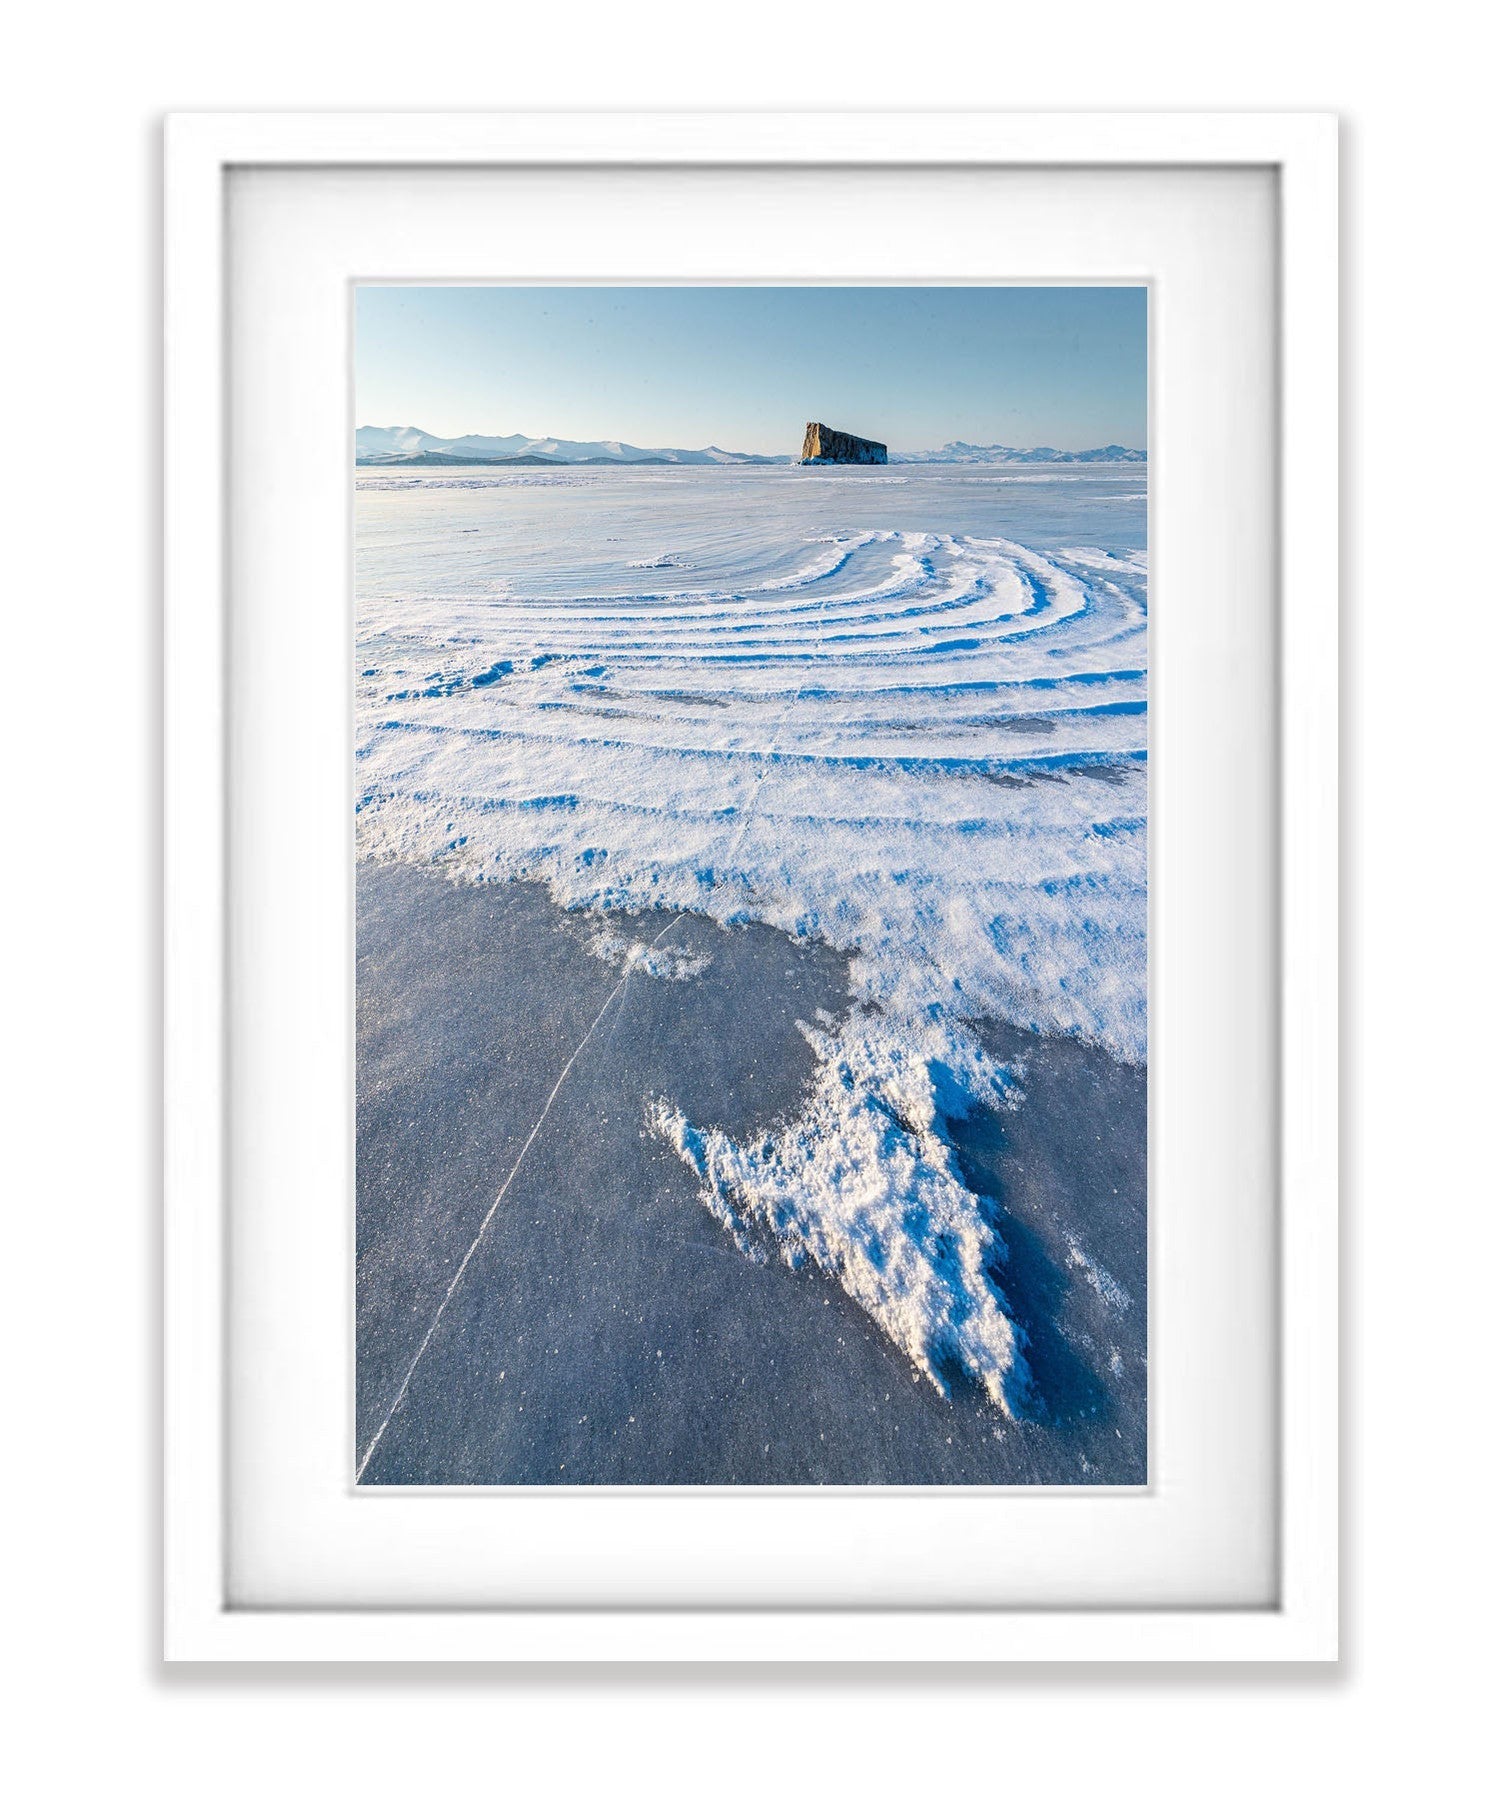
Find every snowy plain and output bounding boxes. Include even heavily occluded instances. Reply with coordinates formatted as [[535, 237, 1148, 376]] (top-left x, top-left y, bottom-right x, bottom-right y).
[[355, 461, 1147, 1433]]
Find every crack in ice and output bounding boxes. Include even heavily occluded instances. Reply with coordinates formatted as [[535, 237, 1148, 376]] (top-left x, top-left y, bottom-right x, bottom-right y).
[[355, 913, 682, 1480]]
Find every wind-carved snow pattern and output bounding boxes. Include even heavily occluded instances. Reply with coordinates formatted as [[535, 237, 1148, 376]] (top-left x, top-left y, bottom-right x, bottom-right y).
[[649, 1015, 1032, 1413], [356, 465, 1147, 1409]]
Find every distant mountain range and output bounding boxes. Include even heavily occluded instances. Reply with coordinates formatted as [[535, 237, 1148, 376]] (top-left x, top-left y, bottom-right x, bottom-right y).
[[355, 427, 784, 467], [355, 426, 1146, 468], [889, 442, 1147, 465]]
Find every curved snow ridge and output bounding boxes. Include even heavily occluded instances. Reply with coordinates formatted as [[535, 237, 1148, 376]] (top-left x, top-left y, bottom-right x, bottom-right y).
[[368, 716, 1145, 777], [356, 525, 1148, 1062], [648, 1014, 1034, 1414]]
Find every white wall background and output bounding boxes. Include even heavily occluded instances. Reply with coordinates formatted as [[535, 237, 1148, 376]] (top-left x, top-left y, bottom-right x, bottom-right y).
[[2, 4, 1490, 1790]]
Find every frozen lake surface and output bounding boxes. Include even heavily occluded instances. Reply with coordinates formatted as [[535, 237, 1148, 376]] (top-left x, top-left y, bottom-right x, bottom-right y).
[[355, 463, 1147, 1476]]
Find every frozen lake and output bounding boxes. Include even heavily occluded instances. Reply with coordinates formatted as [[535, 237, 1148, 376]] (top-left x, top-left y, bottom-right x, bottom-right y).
[[355, 462, 1147, 1476]]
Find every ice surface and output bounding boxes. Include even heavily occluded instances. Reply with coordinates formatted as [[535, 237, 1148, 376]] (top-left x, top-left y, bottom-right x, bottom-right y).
[[355, 462, 1146, 1405]]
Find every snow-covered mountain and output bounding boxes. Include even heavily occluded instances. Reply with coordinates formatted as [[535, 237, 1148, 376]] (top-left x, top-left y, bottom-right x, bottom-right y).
[[355, 426, 786, 465], [889, 442, 1146, 465], [354, 426, 454, 459]]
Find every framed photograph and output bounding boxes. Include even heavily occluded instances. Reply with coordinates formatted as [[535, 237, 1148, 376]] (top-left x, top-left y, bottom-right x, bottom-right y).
[[164, 112, 1338, 1661], [351, 281, 1150, 1492]]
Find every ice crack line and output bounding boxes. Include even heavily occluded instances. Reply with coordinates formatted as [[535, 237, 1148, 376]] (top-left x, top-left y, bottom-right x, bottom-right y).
[[355, 911, 682, 1480]]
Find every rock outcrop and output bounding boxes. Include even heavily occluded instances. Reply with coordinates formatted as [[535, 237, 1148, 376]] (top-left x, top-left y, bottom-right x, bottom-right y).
[[799, 422, 887, 465]]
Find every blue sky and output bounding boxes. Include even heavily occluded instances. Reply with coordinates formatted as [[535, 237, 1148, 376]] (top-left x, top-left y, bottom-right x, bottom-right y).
[[356, 285, 1146, 455]]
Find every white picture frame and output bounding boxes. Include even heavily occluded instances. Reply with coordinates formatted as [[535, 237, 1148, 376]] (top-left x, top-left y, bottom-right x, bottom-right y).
[[164, 111, 1338, 1663]]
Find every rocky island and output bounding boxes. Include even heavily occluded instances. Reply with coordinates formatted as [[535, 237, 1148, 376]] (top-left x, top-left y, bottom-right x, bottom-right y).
[[799, 422, 887, 465]]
